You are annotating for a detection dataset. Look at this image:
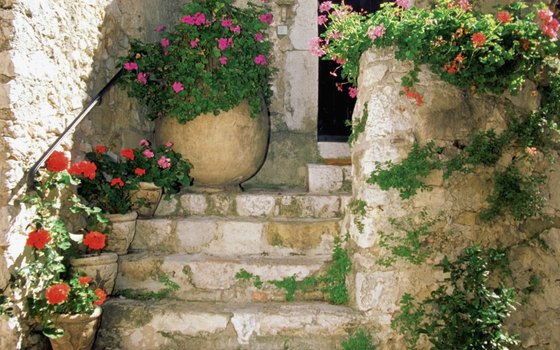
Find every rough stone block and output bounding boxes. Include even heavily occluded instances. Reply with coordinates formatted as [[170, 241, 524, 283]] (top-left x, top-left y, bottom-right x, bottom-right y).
[[206, 220, 265, 255], [354, 271, 399, 313], [236, 194, 276, 216], [308, 164, 347, 193], [176, 218, 220, 253], [179, 193, 208, 215]]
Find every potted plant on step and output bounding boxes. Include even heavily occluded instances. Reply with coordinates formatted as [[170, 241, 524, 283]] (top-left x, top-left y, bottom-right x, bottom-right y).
[[124, 139, 192, 217], [118, 0, 274, 191]]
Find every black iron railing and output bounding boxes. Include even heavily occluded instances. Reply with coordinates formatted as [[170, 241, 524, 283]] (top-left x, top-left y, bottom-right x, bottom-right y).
[[26, 68, 124, 190]]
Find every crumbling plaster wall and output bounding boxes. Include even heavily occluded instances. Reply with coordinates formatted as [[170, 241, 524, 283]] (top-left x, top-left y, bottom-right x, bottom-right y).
[[346, 47, 560, 349]]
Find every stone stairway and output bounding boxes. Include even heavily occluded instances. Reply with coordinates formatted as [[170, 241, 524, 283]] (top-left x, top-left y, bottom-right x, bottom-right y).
[[94, 165, 358, 350]]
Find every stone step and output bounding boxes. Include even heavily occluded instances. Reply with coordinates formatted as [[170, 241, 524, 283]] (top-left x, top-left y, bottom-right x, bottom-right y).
[[154, 191, 351, 219], [132, 217, 341, 256], [115, 253, 330, 303], [95, 299, 360, 350], [307, 164, 352, 194]]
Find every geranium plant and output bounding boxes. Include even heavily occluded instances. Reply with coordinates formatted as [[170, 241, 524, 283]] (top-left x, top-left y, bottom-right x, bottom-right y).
[[118, 0, 274, 123], [124, 139, 192, 195], [312, 0, 559, 102], [8, 151, 108, 338]]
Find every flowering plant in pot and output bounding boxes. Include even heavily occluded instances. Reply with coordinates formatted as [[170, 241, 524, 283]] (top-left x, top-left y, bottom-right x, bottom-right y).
[[6, 151, 109, 346], [117, 0, 273, 123], [117, 0, 274, 189], [125, 139, 192, 195]]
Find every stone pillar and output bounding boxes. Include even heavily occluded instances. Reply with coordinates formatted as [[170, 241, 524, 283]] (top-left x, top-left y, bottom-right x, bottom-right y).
[[345, 47, 560, 348]]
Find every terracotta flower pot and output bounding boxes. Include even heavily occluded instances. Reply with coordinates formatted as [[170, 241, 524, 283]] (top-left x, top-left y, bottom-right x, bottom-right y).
[[155, 100, 269, 191], [49, 306, 102, 350], [105, 211, 138, 255], [130, 182, 163, 217], [69, 253, 118, 294]]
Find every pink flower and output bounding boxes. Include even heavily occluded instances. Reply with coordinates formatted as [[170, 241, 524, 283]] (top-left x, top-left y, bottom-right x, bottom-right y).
[[137, 72, 147, 84], [139, 139, 150, 147], [143, 149, 155, 159], [537, 9, 559, 39], [161, 38, 169, 48], [395, 0, 411, 9], [497, 11, 511, 24], [230, 25, 241, 33], [218, 38, 231, 51], [219, 56, 228, 65], [181, 15, 195, 25], [367, 24, 385, 41], [254, 54, 266, 65], [157, 156, 171, 169], [194, 12, 206, 26], [165, 141, 173, 148], [259, 13, 273, 25], [255, 32, 263, 42], [348, 87, 358, 98], [317, 15, 328, 25], [172, 81, 184, 93], [319, 1, 332, 13], [156, 25, 166, 32], [526, 147, 538, 157], [309, 37, 326, 57], [471, 32, 486, 47], [123, 62, 138, 71], [222, 18, 233, 27], [191, 40, 199, 48], [458, 0, 472, 11]]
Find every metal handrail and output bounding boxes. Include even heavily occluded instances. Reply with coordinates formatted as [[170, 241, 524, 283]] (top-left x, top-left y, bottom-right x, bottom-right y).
[[26, 68, 125, 190]]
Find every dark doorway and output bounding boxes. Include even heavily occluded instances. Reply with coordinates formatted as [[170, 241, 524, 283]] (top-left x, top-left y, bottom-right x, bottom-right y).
[[317, 0, 383, 142]]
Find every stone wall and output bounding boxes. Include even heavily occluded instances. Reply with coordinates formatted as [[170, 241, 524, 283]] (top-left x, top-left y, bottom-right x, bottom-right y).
[[0, 0, 186, 348], [243, 0, 323, 189], [346, 48, 560, 348]]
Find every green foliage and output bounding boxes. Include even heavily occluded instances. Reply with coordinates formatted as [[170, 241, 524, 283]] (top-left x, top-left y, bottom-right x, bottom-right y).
[[118, 275, 180, 300], [316, 0, 559, 97], [444, 130, 510, 178], [349, 199, 367, 233], [342, 330, 376, 350], [347, 105, 368, 146], [392, 246, 518, 350], [118, 0, 273, 123], [480, 165, 545, 221], [321, 238, 352, 305], [368, 142, 442, 199], [378, 212, 439, 267], [235, 238, 350, 304], [269, 276, 318, 302]]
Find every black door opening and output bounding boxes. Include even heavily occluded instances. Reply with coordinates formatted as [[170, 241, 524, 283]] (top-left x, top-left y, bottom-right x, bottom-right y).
[[317, 0, 383, 142]]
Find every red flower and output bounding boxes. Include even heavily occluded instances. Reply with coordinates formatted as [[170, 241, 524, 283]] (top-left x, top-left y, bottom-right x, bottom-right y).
[[26, 229, 51, 250], [95, 145, 107, 153], [46, 151, 69, 172], [403, 87, 423, 106], [110, 178, 124, 187], [93, 288, 107, 306], [497, 11, 511, 24], [78, 276, 92, 285], [120, 148, 135, 160], [471, 32, 486, 47], [45, 282, 70, 305], [69, 161, 97, 180], [83, 231, 106, 250], [134, 168, 146, 176]]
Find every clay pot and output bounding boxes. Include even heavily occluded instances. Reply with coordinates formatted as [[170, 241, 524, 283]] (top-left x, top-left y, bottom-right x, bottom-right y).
[[155, 100, 269, 191], [49, 306, 102, 350], [105, 211, 138, 255], [130, 182, 163, 217], [69, 253, 118, 294]]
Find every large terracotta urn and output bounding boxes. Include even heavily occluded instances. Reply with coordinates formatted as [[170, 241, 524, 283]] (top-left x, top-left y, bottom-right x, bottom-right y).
[[155, 100, 269, 191]]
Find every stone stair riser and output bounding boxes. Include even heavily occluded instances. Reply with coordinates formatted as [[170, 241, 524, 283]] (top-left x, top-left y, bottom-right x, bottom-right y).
[[155, 192, 351, 219], [115, 254, 330, 303], [132, 218, 341, 256]]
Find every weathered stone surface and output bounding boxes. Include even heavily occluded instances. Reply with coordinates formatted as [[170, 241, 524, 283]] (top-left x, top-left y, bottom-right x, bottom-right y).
[[308, 164, 352, 193], [96, 299, 358, 350]]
